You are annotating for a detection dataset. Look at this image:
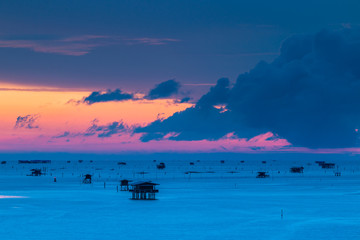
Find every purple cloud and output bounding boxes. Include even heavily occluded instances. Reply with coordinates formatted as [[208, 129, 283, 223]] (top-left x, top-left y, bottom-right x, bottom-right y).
[[54, 119, 128, 139], [0, 35, 180, 56], [125, 37, 180, 45], [14, 114, 40, 129], [83, 89, 134, 104]]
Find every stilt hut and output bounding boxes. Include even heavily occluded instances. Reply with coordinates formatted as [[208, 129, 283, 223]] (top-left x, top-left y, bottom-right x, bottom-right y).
[[83, 174, 92, 184], [321, 163, 335, 169], [256, 172, 270, 178], [29, 168, 43, 176], [290, 167, 304, 173], [129, 181, 159, 200], [157, 162, 166, 169], [120, 179, 131, 191]]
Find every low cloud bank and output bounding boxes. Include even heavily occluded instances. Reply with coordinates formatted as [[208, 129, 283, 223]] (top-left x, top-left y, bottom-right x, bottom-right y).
[[136, 28, 360, 149]]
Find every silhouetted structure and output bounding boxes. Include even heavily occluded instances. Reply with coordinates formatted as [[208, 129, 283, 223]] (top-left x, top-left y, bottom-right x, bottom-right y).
[[19, 160, 51, 164], [220, 160, 225, 164], [1, 161, 6, 164], [290, 167, 304, 173], [120, 179, 131, 191], [29, 169, 43, 176], [315, 161, 325, 166], [129, 181, 159, 200], [83, 174, 92, 184], [136, 171, 149, 176], [321, 163, 335, 169], [157, 162, 166, 169], [335, 172, 341, 176], [117, 162, 126, 165], [256, 172, 269, 178], [315, 161, 336, 169]]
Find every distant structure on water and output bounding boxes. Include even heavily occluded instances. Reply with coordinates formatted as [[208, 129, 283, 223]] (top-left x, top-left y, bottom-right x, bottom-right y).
[[28, 169, 43, 176], [256, 172, 270, 178], [321, 163, 335, 169], [290, 167, 304, 173], [83, 174, 92, 184], [129, 181, 159, 200], [19, 160, 51, 164], [315, 161, 336, 169], [120, 179, 131, 191], [157, 162, 166, 169]]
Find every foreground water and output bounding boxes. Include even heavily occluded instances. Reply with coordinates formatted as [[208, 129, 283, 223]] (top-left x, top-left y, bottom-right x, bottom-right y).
[[0, 158, 359, 239]]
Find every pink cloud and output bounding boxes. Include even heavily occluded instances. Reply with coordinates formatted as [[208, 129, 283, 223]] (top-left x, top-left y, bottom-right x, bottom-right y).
[[0, 39, 104, 56], [125, 37, 180, 45], [0, 35, 180, 56], [0, 130, 291, 153]]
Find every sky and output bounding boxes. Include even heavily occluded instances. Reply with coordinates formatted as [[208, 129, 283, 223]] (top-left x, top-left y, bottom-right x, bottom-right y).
[[1, 0, 360, 154]]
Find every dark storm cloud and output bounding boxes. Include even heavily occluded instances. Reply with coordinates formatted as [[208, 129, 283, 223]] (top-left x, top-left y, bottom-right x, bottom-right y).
[[146, 80, 181, 100], [136, 28, 360, 149], [135, 106, 235, 142], [83, 89, 134, 104], [135, 78, 258, 142], [14, 114, 40, 129], [196, 78, 231, 108]]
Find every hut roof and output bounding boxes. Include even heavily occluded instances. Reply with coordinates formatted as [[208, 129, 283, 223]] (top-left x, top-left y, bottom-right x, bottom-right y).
[[130, 181, 159, 186]]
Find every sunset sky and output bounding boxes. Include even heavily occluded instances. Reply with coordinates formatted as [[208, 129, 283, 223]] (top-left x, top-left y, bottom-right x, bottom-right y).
[[1, 0, 360, 153]]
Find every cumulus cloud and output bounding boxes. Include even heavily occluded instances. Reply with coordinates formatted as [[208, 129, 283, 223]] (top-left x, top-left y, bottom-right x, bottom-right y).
[[14, 114, 40, 129], [135, 28, 360, 149], [83, 89, 133, 104], [146, 80, 181, 100], [77, 80, 187, 105], [196, 78, 231, 108], [135, 106, 236, 142]]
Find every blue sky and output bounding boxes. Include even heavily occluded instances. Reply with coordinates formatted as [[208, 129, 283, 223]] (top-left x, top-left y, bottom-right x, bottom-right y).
[[0, 0, 358, 90]]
